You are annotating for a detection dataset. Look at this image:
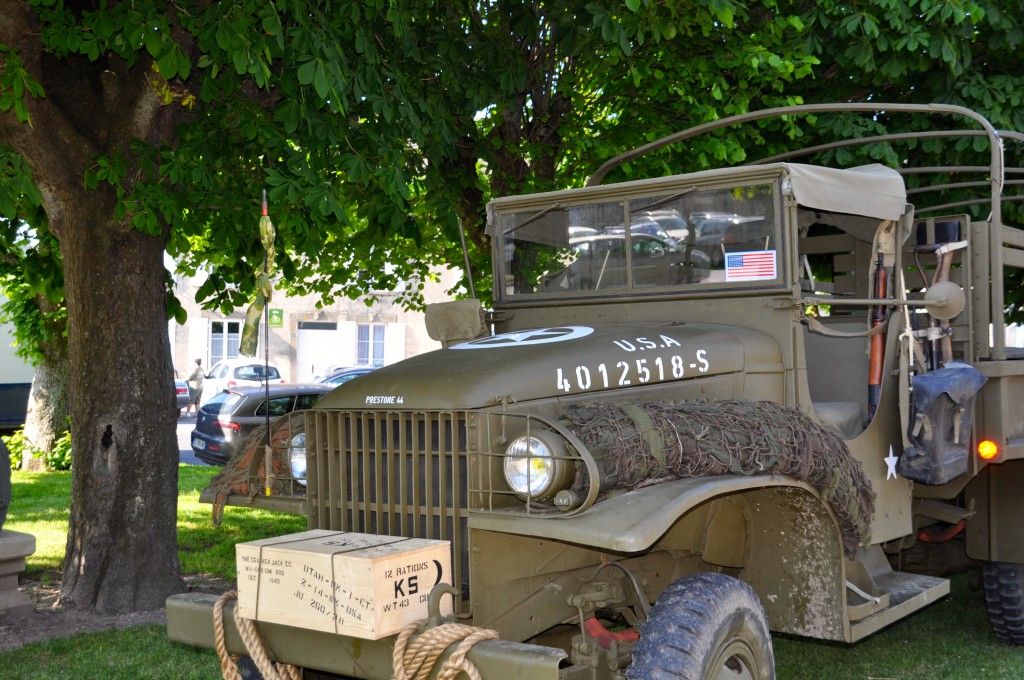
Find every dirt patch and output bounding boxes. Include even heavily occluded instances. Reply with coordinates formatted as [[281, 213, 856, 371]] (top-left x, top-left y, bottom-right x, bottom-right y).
[[0, 571, 235, 652]]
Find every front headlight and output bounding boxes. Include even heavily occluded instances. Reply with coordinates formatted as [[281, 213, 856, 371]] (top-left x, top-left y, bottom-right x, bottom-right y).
[[503, 430, 574, 501], [289, 432, 307, 487]]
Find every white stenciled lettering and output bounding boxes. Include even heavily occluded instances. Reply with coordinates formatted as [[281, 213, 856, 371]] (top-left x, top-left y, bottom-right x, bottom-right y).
[[553, 350, 712, 396], [636, 358, 650, 383], [615, 335, 683, 352], [637, 337, 658, 350], [659, 335, 682, 348], [576, 366, 592, 390], [617, 361, 631, 386], [556, 368, 571, 392], [365, 395, 400, 404]]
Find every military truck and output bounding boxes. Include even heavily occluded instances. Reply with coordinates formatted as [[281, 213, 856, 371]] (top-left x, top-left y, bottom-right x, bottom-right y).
[[169, 103, 1024, 679]]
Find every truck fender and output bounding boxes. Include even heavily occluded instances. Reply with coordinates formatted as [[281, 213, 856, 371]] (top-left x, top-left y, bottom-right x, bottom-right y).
[[470, 474, 842, 556], [471, 476, 848, 641]]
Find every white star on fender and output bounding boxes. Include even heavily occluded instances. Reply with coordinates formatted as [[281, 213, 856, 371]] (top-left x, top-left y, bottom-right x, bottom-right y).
[[884, 445, 899, 480]]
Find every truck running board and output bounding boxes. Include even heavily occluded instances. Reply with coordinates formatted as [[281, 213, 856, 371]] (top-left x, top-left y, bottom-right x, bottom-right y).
[[845, 546, 950, 642]]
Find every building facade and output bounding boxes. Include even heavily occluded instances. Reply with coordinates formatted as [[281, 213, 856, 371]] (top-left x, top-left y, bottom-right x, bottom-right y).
[[169, 271, 456, 382]]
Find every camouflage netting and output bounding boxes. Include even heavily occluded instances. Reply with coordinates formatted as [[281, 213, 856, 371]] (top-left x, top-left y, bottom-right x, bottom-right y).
[[561, 400, 874, 558], [208, 414, 305, 526]]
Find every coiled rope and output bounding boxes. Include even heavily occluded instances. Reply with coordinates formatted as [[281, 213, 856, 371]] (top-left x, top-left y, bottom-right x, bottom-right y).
[[392, 620, 499, 680], [213, 590, 301, 680]]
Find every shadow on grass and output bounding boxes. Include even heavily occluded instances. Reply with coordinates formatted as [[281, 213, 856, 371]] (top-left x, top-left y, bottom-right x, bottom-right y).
[[774, 571, 1024, 679]]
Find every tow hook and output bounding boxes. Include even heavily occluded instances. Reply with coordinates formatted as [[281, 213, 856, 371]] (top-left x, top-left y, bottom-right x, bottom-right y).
[[426, 583, 460, 627]]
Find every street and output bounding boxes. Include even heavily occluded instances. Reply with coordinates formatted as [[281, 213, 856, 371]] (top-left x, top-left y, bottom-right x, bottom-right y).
[[176, 414, 205, 466]]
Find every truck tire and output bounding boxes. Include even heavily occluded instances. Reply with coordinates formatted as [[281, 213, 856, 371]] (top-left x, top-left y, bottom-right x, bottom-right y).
[[983, 561, 1024, 644], [627, 572, 774, 680]]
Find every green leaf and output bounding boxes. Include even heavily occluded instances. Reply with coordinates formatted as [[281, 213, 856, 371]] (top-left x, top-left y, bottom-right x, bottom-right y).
[[176, 47, 192, 80], [145, 29, 164, 59], [312, 63, 329, 99], [297, 59, 317, 85], [232, 47, 248, 74], [157, 46, 179, 79], [262, 12, 282, 37]]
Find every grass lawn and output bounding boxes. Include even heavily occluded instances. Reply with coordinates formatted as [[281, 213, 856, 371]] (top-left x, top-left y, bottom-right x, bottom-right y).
[[5, 466, 305, 579], [774, 572, 1024, 679], [3, 466, 1023, 678], [2, 465, 305, 678]]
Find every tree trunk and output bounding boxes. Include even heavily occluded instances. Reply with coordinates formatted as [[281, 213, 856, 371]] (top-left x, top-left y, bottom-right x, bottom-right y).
[[21, 295, 70, 472], [58, 203, 184, 612], [20, 355, 69, 472], [0, 3, 187, 613]]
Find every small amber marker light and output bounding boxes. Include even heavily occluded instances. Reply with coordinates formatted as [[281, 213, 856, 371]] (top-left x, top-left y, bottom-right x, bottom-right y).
[[978, 440, 999, 460]]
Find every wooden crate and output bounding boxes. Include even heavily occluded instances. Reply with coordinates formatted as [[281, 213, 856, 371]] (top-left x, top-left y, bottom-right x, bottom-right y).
[[236, 529, 452, 639]]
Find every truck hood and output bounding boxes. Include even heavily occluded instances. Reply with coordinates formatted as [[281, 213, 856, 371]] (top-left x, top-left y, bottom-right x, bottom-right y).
[[316, 322, 770, 410]]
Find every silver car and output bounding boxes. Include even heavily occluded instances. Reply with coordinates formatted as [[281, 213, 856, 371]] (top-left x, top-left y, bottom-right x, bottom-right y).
[[201, 358, 284, 405], [174, 377, 190, 413]]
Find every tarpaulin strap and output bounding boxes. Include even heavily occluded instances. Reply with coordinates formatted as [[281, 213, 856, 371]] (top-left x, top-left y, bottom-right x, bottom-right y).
[[621, 404, 666, 466]]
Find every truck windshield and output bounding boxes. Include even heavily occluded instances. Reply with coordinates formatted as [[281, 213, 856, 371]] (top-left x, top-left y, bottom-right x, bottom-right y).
[[498, 183, 779, 297]]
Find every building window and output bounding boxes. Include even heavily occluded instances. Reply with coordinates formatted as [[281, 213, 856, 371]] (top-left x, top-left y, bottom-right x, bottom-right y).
[[357, 324, 386, 367], [210, 321, 241, 363], [298, 321, 338, 331]]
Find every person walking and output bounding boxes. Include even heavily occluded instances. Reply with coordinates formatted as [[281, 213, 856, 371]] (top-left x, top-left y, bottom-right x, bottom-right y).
[[187, 358, 205, 416]]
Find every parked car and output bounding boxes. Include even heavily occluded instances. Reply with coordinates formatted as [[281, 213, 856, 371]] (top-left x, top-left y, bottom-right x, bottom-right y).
[[627, 213, 681, 246], [541, 229, 711, 292], [174, 377, 189, 414], [318, 366, 376, 385], [200, 358, 284, 405], [190, 383, 333, 465], [690, 211, 770, 266]]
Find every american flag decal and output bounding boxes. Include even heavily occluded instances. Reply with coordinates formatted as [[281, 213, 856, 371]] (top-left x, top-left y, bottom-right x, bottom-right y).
[[724, 250, 777, 281]]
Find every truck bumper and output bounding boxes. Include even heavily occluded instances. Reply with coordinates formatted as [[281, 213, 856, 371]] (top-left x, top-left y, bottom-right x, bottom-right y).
[[166, 593, 568, 680]]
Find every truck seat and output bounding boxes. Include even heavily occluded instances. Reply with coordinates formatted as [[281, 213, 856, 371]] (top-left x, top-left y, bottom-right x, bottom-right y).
[[813, 401, 864, 440]]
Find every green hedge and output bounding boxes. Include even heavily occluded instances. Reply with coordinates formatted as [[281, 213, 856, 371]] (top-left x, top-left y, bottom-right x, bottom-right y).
[[2, 425, 72, 471]]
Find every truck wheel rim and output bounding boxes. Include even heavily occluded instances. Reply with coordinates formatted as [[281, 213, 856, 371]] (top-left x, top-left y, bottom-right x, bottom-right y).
[[707, 636, 759, 680]]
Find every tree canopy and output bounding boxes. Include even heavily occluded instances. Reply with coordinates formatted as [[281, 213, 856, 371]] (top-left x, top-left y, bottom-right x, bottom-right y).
[[2, 0, 1024, 612]]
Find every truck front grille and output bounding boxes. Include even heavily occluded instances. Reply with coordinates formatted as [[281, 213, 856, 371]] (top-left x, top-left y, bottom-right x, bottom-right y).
[[305, 410, 470, 607]]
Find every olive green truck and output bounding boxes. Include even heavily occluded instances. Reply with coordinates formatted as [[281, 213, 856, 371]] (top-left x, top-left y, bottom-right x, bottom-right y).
[[168, 103, 1024, 679]]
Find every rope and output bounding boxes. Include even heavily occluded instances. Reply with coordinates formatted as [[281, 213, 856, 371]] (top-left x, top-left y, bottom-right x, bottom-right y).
[[213, 590, 302, 680], [213, 591, 242, 680], [392, 621, 500, 680]]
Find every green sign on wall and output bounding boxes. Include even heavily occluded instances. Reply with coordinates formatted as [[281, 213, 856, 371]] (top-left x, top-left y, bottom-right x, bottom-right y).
[[268, 308, 283, 328]]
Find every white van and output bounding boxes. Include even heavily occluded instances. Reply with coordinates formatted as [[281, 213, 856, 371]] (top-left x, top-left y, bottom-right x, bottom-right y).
[[0, 294, 34, 430]]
